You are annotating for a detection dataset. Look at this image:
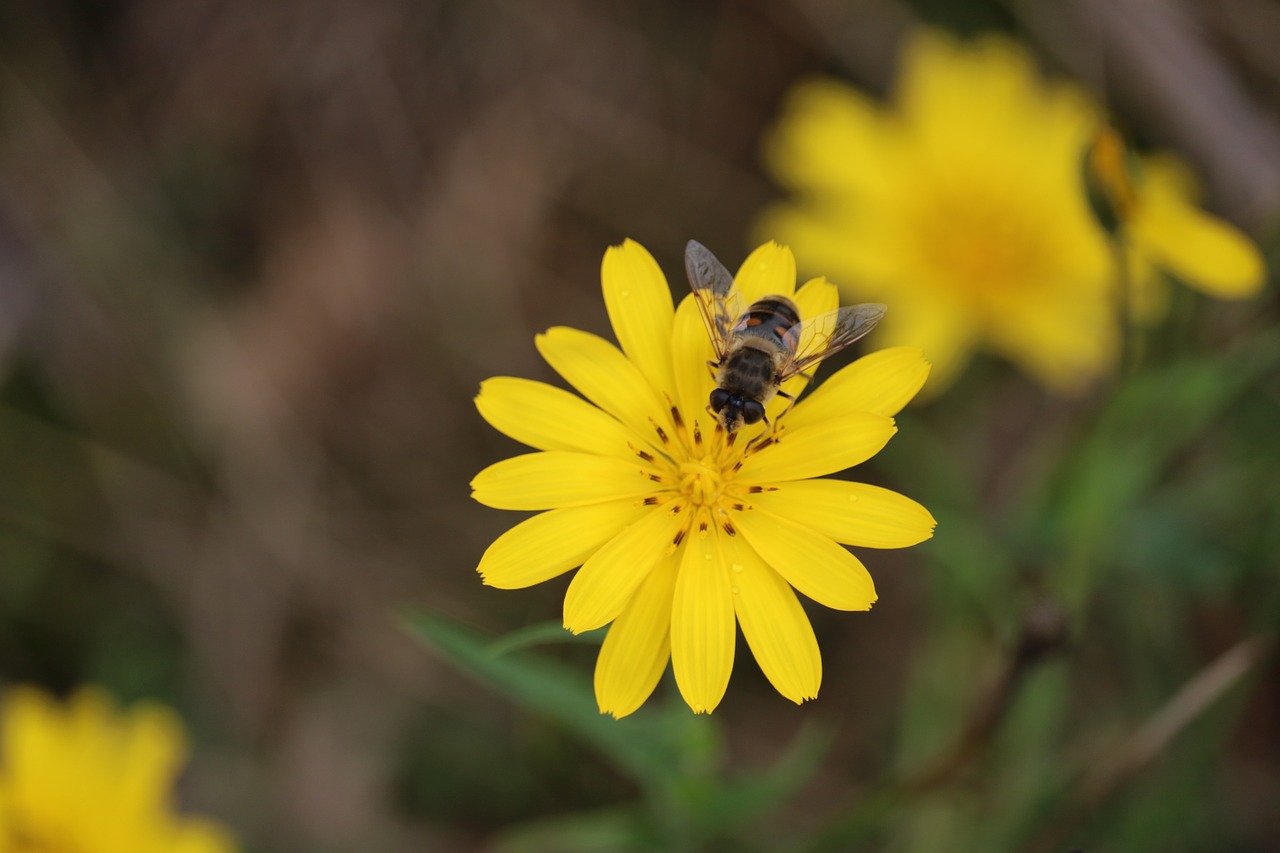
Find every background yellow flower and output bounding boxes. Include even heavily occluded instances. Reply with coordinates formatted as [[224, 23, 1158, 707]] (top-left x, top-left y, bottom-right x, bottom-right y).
[[1088, 127, 1266, 313], [0, 687, 238, 853], [760, 29, 1266, 394], [761, 31, 1112, 393]]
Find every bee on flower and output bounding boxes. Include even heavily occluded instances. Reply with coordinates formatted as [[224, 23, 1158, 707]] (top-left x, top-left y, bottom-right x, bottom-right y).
[[471, 239, 935, 718], [687, 239, 885, 435]]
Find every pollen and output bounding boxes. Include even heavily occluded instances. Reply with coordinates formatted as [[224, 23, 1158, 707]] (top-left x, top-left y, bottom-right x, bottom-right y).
[[678, 457, 727, 507]]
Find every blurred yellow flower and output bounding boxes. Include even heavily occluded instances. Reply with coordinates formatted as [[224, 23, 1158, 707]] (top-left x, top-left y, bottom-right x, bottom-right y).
[[1086, 126, 1266, 309], [472, 240, 935, 718], [761, 30, 1267, 393], [761, 31, 1111, 392], [0, 687, 238, 853]]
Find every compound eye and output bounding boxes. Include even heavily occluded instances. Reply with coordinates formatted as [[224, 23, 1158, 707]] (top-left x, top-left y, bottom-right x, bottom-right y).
[[742, 400, 766, 425], [709, 388, 731, 413]]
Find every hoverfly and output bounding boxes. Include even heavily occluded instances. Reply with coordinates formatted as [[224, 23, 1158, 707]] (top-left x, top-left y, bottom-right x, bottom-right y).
[[685, 240, 885, 434]]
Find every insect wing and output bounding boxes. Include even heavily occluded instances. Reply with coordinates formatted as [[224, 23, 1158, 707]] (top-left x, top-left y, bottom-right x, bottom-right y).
[[780, 303, 886, 379], [685, 240, 747, 361]]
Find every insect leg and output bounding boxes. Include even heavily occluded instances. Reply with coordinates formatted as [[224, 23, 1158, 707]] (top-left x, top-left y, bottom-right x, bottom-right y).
[[743, 410, 776, 452], [766, 368, 813, 437]]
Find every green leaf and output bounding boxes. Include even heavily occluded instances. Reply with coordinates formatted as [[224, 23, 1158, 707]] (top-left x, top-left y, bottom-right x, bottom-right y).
[[401, 608, 670, 788], [1034, 329, 1280, 611], [486, 621, 607, 657], [688, 721, 833, 841], [493, 806, 649, 853]]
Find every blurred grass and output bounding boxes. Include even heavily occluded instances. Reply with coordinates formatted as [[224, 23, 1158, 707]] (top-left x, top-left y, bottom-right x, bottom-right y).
[[404, 609, 833, 852]]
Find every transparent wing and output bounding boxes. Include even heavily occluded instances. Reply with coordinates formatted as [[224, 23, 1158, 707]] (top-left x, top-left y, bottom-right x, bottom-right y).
[[780, 303, 886, 380], [685, 240, 747, 362]]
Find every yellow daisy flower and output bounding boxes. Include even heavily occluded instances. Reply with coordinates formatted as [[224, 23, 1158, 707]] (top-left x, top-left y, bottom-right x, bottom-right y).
[[1087, 126, 1266, 309], [472, 239, 935, 718], [0, 686, 238, 853]]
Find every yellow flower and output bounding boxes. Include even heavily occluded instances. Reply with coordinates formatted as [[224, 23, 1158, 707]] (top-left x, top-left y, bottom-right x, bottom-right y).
[[761, 30, 1113, 392], [472, 239, 935, 718], [1086, 126, 1266, 307], [0, 687, 238, 853], [761, 30, 1267, 394]]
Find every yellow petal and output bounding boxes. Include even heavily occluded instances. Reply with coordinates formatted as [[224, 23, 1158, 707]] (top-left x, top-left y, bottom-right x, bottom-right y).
[[1130, 163, 1266, 299], [471, 451, 659, 510], [763, 77, 900, 200], [670, 529, 735, 714], [3, 686, 61, 780], [595, 553, 678, 718], [733, 508, 876, 611], [536, 327, 673, 439], [722, 532, 821, 704], [791, 276, 840, 322], [735, 411, 896, 483], [987, 275, 1116, 394], [750, 480, 936, 548], [735, 242, 796, 303], [602, 240, 677, 396], [563, 505, 683, 633], [478, 498, 653, 589], [117, 700, 186, 813], [899, 29, 1089, 162], [475, 377, 635, 456], [671, 293, 719, 436], [757, 203, 902, 289], [847, 289, 975, 397], [788, 347, 930, 423]]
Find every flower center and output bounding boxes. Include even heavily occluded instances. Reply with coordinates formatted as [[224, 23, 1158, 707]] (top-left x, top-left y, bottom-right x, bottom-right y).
[[913, 188, 1052, 298], [678, 457, 726, 507]]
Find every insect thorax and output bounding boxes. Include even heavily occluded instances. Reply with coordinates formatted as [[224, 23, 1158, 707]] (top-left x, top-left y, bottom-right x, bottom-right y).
[[717, 343, 780, 403]]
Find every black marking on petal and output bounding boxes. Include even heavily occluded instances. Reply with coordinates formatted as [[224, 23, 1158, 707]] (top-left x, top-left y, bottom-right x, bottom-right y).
[[642, 496, 661, 506], [698, 519, 708, 533], [670, 406, 685, 429], [673, 527, 687, 547], [721, 519, 737, 535], [652, 420, 670, 445], [725, 430, 737, 447], [628, 441, 657, 463], [648, 473, 664, 482], [693, 421, 703, 449], [730, 502, 747, 511]]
